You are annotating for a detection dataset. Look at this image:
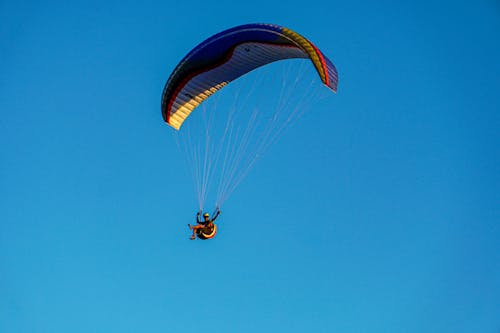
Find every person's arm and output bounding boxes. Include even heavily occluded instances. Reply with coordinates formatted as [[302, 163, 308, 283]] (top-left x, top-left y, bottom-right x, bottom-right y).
[[212, 207, 221, 222], [196, 211, 202, 223]]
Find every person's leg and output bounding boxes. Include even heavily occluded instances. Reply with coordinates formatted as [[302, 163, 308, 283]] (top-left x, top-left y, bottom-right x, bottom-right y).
[[188, 224, 203, 239]]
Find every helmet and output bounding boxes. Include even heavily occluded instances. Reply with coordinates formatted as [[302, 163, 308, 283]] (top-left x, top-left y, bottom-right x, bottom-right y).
[[203, 213, 210, 217]]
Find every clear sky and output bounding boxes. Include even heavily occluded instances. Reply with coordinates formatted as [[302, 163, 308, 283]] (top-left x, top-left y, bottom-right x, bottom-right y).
[[1, 0, 499, 332]]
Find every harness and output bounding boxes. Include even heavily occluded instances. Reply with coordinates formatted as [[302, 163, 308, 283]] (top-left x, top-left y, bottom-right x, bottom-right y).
[[196, 223, 217, 240]]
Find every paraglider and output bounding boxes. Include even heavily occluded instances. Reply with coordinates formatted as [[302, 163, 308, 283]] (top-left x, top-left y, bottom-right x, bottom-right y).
[[162, 23, 338, 130], [188, 209, 221, 240], [161, 23, 338, 239]]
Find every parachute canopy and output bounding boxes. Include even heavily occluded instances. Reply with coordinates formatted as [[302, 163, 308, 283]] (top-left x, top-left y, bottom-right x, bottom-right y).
[[161, 23, 338, 130]]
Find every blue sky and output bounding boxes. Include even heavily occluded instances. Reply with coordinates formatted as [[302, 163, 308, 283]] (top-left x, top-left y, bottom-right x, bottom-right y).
[[1, 0, 499, 332]]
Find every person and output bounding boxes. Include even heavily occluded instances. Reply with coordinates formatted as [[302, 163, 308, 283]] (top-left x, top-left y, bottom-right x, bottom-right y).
[[188, 208, 221, 240]]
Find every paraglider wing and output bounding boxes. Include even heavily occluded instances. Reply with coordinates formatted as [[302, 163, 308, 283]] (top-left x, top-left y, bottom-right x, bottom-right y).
[[161, 23, 338, 130]]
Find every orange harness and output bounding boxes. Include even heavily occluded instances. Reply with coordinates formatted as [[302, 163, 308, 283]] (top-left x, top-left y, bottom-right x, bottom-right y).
[[196, 223, 217, 240]]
